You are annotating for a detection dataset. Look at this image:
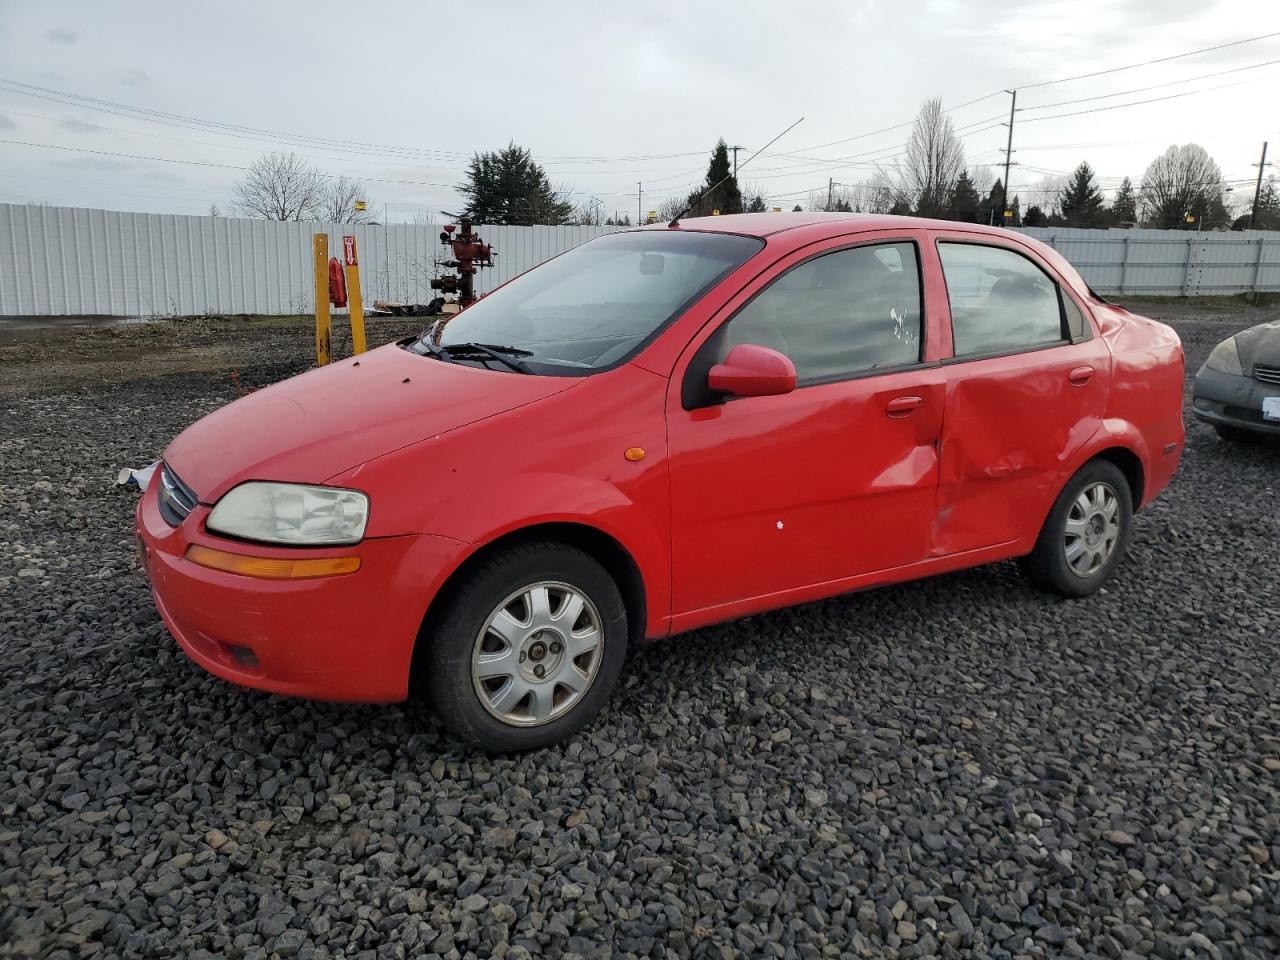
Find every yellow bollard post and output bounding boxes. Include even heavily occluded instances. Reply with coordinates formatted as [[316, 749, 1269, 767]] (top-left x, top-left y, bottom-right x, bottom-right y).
[[342, 235, 366, 355], [313, 233, 331, 366]]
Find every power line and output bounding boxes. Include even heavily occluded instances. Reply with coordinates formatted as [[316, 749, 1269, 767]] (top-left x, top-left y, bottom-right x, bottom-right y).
[[1018, 30, 1280, 90], [0, 139, 462, 189], [773, 92, 1006, 157], [0, 76, 709, 167], [1018, 74, 1280, 124], [1018, 57, 1280, 111]]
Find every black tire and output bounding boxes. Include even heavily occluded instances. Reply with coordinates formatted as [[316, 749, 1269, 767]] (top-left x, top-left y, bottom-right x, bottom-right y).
[[1214, 424, 1256, 444], [1018, 459, 1134, 598], [425, 541, 628, 752]]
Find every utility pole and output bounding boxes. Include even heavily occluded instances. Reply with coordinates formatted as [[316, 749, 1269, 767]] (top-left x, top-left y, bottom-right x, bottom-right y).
[[637, 182, 642, 225], [1250, 141, 1271, 229], [730, 145, 743, 181], [1000, 89, 1017, 228], [828, 178, 834, 211]]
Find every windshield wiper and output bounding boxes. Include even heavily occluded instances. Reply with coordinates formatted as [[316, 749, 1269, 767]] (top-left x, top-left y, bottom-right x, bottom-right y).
[[442, 342, 535, 374]]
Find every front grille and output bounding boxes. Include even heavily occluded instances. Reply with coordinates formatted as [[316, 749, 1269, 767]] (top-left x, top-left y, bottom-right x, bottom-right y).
[[1254, 363, 1280, 387], [158, 463, 199, 526]]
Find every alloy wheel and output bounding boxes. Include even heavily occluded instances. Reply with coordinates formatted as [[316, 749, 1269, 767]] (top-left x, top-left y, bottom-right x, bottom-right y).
[[470, 581, 604, 727], [1063, 481, 1121, 578]]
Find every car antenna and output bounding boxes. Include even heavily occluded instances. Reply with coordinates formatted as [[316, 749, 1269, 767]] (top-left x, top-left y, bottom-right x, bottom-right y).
[[668, 117, 805, 228]]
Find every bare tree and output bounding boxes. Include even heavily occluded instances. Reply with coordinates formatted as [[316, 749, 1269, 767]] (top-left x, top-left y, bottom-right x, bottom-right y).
[[741, 182, 769, 212], [870, 167, 907, 213], [806, 183, 855, 212], [1023, 175, 1069, 219], [317, 176, 375, 224], [890, 98, 966, 217], [1139, 144, 1226, 229], [656, 196, 688, 222], [573, 199, 606, 225], [231, 152, 324, 221]]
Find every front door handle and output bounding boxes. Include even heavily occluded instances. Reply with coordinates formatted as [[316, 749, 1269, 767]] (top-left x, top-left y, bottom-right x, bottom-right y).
[[1068, 365, 1095, 387], [886, 395, 923, 417]]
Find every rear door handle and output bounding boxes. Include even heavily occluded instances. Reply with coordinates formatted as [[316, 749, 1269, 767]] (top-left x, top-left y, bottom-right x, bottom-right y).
[[886, 395, 923, 417], [1069, 365, 1094, 387]]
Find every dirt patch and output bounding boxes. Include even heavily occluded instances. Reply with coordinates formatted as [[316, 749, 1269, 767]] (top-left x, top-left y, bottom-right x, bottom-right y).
[[0, 314, 426, 399]]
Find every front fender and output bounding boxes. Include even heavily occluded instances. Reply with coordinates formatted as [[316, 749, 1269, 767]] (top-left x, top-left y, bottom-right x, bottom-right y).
[[330, 366, 673, 637], [439, 471, 671, 638]]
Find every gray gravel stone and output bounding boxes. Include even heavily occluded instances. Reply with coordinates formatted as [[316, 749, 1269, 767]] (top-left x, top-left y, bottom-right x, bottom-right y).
[[1, 306, 1278, 958]]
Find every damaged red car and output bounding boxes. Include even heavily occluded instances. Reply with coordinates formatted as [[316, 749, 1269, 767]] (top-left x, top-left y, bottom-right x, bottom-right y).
[[134, 214, 1184, 751]]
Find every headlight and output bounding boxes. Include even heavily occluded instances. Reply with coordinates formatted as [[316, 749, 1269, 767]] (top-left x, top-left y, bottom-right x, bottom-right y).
[[1204, 337, 1243, 375], [206, 482, 369, 546]]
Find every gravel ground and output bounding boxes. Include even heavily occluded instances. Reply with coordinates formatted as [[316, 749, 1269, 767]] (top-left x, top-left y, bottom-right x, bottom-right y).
[[1, 304, 1277, 960]]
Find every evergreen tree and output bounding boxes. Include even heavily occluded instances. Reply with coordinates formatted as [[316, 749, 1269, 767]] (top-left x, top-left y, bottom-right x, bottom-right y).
[[1110, 177, 1137, 225], [1251, 175, 1280, 229], [460, 142, 573, 225], [1060, 162, 1105, 226], [946, 171, 981, 222], [746, 195, 767, 213], [888, 198, 913, 216], [977, 178, 1003, 225], [686, 139, 743, 216], [792, 204, 802, 212], [1023, 205, 1047, 227]]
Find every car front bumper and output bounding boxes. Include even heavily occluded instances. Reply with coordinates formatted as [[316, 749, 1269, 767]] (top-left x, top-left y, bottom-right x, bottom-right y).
[[1191, 366, 1280, 436], [135, 478, 470, 702]]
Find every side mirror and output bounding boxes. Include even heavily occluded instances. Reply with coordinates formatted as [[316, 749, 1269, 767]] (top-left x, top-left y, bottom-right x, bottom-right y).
[[707, 344, 796, 398]]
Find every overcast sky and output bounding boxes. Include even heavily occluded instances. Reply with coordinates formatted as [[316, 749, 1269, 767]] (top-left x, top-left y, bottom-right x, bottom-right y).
[[0, 0, 1277, 222]]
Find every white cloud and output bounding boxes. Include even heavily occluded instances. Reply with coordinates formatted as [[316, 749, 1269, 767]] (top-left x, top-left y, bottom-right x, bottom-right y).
[[0, 0, 1273, 216]]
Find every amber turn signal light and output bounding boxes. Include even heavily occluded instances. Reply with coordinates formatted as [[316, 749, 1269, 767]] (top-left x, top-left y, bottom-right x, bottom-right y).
[[185, 545, 361, 579]]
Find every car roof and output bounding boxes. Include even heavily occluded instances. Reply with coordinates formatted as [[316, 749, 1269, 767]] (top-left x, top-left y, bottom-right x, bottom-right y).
[[634, 211, 1013, 240], [630, 211, 1097, 303]]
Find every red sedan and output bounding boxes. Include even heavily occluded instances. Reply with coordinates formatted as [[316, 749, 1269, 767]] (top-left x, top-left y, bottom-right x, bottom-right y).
[[135, 214, 1185, 751]]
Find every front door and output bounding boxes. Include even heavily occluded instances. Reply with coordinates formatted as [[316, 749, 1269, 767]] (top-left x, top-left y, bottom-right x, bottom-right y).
[[667, 237, 945, 621]]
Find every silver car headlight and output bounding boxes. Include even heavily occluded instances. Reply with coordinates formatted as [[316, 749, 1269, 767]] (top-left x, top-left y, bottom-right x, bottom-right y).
[[1204, 337, 1243, 376], [206, 482, 369, 546]]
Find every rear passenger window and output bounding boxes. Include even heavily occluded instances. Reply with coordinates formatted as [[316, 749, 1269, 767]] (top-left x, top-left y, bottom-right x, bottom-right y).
[[724, 242, 922, 383], [938, 243, 1065, 357]]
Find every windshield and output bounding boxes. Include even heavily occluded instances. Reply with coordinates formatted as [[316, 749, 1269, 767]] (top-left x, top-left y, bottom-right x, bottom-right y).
[[417, 230, 762, 374]]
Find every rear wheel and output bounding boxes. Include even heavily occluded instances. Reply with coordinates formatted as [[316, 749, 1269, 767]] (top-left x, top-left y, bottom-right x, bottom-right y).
[[425, 541, 628, 751], [1019, 459, 1133, 598]]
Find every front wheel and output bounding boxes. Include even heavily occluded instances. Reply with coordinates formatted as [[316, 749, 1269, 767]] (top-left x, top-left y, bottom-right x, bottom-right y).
[[425, 541, 628, 751], [1019, 460, 1133, 598]]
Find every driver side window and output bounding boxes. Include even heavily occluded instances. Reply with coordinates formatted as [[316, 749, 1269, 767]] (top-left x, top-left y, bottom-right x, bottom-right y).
[[722, 242, 923, 384]]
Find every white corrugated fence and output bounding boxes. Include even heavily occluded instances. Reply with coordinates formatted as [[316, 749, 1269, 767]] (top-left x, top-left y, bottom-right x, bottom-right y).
[[0, 204, 621, 317], [1019, 226, 1280, 296], [2, 203, 1280, 317]]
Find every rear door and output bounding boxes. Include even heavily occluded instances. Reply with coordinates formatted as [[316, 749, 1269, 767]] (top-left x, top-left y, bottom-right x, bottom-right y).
[[929, 236, 1110, 555]]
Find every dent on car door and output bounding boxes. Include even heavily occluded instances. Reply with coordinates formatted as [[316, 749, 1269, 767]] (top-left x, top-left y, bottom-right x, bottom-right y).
[[931, 240, 1110, 556], [666, 237, 945, 624]]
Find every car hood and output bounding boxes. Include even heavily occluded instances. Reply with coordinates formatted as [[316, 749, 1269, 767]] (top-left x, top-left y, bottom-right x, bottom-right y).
[[1234, 319, 1280, 371], [164, 342, 578, 503]]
